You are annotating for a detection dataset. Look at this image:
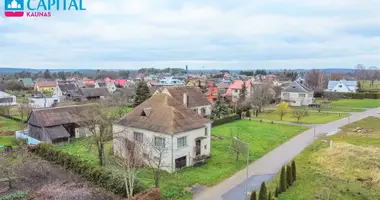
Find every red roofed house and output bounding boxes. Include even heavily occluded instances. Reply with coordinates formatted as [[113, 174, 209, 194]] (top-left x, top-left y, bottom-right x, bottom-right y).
[[83, 80, 95, 86], [224, 80, 253, 103], [207, 87, 218, 104], [104, 77, 127, 88]]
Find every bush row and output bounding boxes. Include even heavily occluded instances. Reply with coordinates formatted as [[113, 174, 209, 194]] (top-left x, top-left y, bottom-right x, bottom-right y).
[[212, 114, 241, 126], [30, 143, 146, 197], [324, 91, 380, 99]]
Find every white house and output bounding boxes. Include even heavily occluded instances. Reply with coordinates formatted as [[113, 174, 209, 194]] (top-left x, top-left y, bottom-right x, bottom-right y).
[[281, 81, 314, 106], [28, 96, 60, 108], [95, 81, 117, 93], [113, 93, 212, 172], [325, 80, 357, 93], [159, 86, 212, 117], [0, 91, 16, 106], [54, 82, 78, 98]]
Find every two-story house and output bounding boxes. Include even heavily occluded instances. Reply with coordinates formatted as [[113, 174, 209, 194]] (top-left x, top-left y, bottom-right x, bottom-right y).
[[95, 81, 117, 93], [281, 81, 314, 107], [159, 86, 212, 117], [224, 80, 253, 103], [325, 80, 357, 93], [34, 81, 56, 93], [113, 93, 212, 172]]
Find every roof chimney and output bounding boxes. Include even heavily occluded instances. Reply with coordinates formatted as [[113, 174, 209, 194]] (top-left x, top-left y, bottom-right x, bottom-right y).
[[183, 92, 189, 107]]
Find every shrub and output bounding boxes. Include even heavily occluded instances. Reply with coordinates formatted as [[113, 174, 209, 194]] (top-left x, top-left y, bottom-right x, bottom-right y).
[[286, 165, 293, 187], [250, 191, 257, 200], [291, 160, 296, 183], [0, 191, 28, 200], [258, 182, 267, 200], [31, 143, 146, 197], [274, 186, 279, 197], [268, 191, 272, 200], [212, 114, 240, 126], [279, 166, 286, 193]]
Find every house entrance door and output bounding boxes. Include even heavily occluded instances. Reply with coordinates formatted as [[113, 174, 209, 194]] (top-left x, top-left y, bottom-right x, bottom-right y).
[[195, 140, 201, 156]]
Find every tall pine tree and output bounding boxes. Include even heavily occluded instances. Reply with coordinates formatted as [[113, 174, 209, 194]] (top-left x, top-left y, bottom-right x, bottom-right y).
[[133, 81, 151, 107], [250, 191, 257, 200], [286, 165, 293, 187], [259, 182, 268, 200], [267, 192, 272, 200], [211, 93, 228, 119], [274, 186, 279, 197], [279, 166, 287, 193], [239, 81, 247, 103], [291, 160, 297, 183]]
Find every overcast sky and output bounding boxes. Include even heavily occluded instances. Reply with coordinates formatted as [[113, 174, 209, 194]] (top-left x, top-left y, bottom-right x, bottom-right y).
[[1, 0, 379, 70]]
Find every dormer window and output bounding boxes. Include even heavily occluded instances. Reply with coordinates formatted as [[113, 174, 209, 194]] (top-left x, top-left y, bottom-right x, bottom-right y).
[[141, 108, 151, 117]]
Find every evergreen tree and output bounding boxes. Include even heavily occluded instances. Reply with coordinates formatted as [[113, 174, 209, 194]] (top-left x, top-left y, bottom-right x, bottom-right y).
[[268, 192, 272, 200], [239, 81, 247, 103], [43, 69, 52, 79], [286, 165, 293, 187], [274, 186, 279, 197], [259, 182, 268, 200], [250, 191, 257, 200], [133, 81, 151, 107], [211, 93, 228, 119], [279, 166, 287, 193], [291, 160, 297, 183]]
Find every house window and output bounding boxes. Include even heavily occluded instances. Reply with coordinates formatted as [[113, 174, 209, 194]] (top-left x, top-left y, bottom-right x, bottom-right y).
[[338, 85, 342, 88], [177, 136, 187, 148], [205, 127, 208, 136], [193, 109, 198, 113], [154, 137, 165, 148], [283, 93, 289, 97], [204, 145, 207, 149], [299, 94, 306, 98], [201, 108, 206, 115], [133, 132, 143, 142]]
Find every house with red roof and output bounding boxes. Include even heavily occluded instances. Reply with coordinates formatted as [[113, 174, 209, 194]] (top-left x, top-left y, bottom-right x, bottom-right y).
[[104, 77, 127, 88], [83, 80, 95, 86], [207, 87, 218, 104], [224, 80, 253, 103]]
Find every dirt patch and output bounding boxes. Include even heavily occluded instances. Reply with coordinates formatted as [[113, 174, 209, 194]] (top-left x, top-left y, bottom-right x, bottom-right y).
[[314, 142, 380, 187], [0, 151, 121, 200], [0, 131, 15, 136]]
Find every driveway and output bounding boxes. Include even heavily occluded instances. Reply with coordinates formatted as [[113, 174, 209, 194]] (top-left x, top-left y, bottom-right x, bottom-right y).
[[195, 107, 380, 200]]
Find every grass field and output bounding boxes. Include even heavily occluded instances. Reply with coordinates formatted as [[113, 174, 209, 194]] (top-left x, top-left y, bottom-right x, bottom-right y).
[[360, 80, 380, 91], [270, 117, 380, 200], [289, 106, 365, 113], [0, 116, 24, 131], [256, 111, 349, 124], [332, 99, 380, 108], [58, 120, 308, 199]]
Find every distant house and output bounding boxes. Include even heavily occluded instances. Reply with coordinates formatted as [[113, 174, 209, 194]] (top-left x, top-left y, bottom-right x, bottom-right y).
[[83, 80, 95, 87], [0, 91, 16, 106], [34, 81, 56, 93], [18, 78, 34, 88], [113, 93, 212, 172], [54, 82, 78, 97], [160, 86, 212, 117], [224, 80, 253, 103], [95, 81, 117, 93], [216, 82, 230, 95], [207, 87, 218, 104], [67, 88, 110, 101], [28, 96, 60, 108], [113, 88, 136, 104], [156, 77, 185, 87], [281, 81, 314, 107], [325, 80, 357, 93], [26, 105, 93, 144]]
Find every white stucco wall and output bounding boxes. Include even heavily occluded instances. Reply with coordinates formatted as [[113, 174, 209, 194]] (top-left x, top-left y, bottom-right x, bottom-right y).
[[113, 123, 212, 173], [28, 97, 60, 108], [281, 92, 314, 106]]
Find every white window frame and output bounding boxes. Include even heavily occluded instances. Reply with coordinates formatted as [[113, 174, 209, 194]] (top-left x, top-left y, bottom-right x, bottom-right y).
[[154, 137, 165, 148], [133, 132, 143, 143], [299, 93, 306, 98], [177, 136, 187, 148]]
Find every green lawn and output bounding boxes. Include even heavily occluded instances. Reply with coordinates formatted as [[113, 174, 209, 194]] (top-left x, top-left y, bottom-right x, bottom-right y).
[[289, 106, 365, 113], [270, 117, 380, 200], [0, 116, 24, 131], [58, 120, 308, 199], [256, 111, 349, 124], [332, 99, 380, 108], [360, 80, 380, 91], [0, 136, 15, 147]]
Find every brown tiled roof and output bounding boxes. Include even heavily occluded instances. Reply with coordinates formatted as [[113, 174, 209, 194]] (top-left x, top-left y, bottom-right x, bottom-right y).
[[164, 86, 211, 107], [117, 93, 211, 134], [80, 88, 110, 97], [27, 105, 92, 127], [36, 81, 56, 87]]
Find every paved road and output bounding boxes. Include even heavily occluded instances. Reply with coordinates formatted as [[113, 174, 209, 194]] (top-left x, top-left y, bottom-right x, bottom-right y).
[[195, 107, 380, 200]]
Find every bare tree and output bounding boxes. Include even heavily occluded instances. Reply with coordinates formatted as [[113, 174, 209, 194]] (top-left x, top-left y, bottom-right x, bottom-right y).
[[250, 84, 275, 116], [355, 64, 366, 80], [367, 66, 378, 87], [143, 134, 170, 188], [116, 137, 144, 198], [17, 101, 32, 123], [78, 102, 116, 166], [306, 69, 327, 90], [292, 110, 308, 123], [316, 104, 325, 113]]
